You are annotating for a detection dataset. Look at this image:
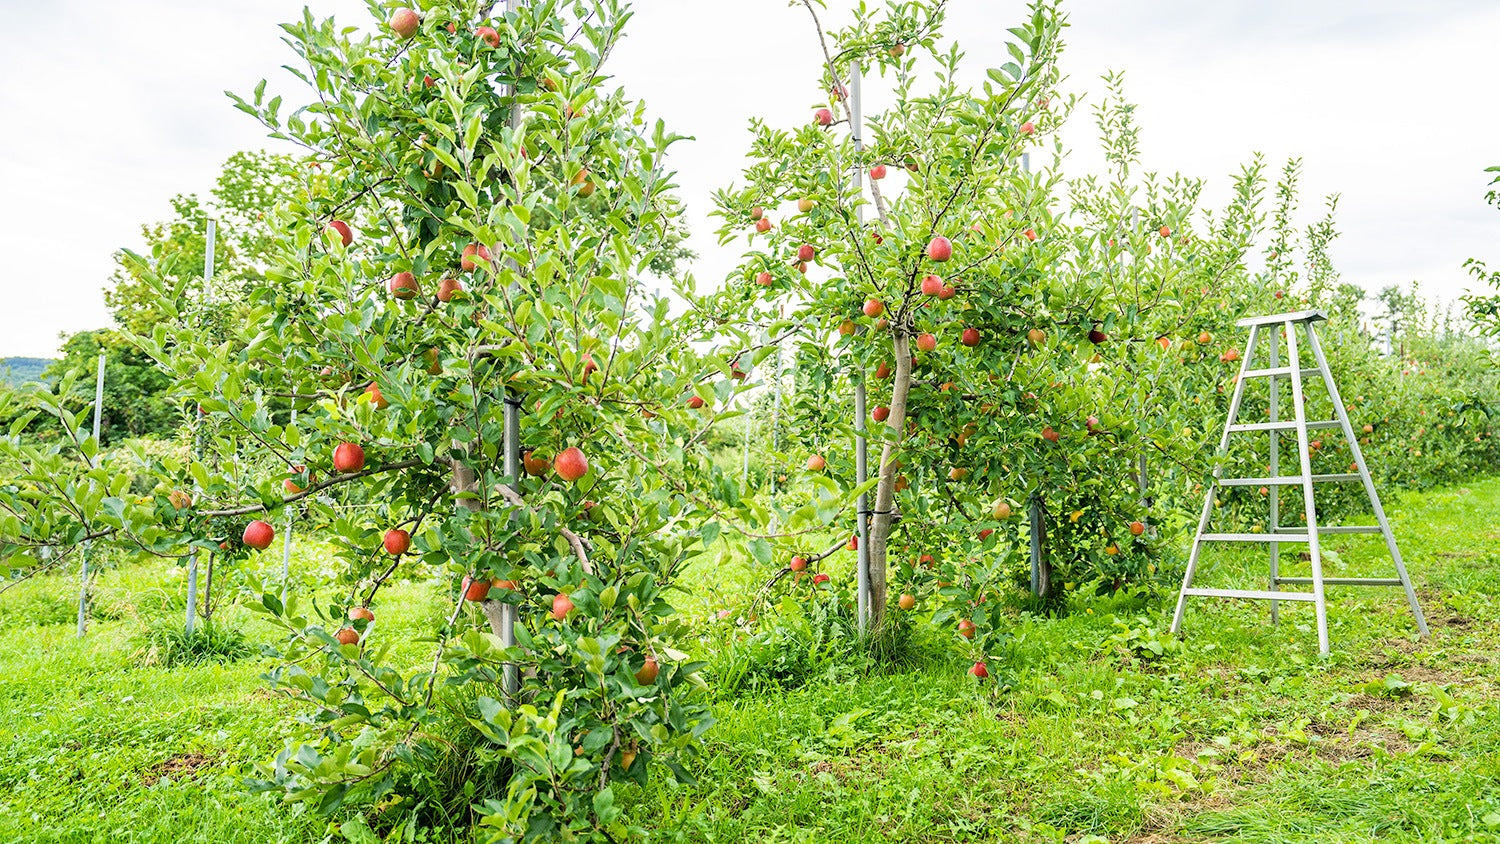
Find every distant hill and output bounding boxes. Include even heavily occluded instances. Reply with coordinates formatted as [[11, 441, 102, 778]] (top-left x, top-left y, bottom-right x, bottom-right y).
[[0, 358, 54, 387]]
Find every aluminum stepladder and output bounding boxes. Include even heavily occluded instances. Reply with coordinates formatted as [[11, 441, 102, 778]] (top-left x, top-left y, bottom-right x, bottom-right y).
[[1170, 310, 1428, 655]]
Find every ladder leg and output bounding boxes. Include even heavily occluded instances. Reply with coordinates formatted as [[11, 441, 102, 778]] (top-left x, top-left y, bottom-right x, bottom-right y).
[[1304, 324, 1429, 636], [1286, 322, 1330, 655], [1173, 324, 1262, 636], [1268, 327, 1280, 624]]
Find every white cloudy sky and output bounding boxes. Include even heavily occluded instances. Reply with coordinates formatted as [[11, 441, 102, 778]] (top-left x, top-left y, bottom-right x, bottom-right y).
[[2, 0, 1497, 357]]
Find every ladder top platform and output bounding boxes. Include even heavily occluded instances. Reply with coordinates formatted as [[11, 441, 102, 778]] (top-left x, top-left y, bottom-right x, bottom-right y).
[[1236, 309, 1328, 327]]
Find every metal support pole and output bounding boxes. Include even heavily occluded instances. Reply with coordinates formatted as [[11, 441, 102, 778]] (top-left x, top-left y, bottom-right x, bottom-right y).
[[186, 218, 216, 636], [76, 352, 105, 637], [1028, 496, 1046, 597], [849, 62, 872, 632], [280, 407, 297, 605], [498, 3, 524, 695]]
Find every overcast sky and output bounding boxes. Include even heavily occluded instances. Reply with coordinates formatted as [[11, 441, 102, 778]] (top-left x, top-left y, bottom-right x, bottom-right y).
[[2, 0, 1497, 358]]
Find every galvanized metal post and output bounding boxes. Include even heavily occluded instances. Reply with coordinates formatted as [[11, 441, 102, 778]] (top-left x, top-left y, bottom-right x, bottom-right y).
[[498, 0, 525, 697], [76, 352, 105, 637], [849, 63, 872, 632], [186, 218, 216, 636]]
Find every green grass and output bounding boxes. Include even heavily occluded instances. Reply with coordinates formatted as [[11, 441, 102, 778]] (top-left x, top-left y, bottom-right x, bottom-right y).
[[2, 482, 1500, 842]]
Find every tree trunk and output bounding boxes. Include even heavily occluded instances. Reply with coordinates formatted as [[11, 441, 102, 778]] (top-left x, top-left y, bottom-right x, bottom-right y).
[[451, 458, 512, 637], [202, 552, 215, 623], [867, 332, 913, 633]]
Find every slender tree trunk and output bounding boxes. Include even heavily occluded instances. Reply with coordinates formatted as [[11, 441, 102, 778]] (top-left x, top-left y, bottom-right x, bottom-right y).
[[867, 332, 912, 633], [452, 458, 510, 637], [202, 552, 215, 623]]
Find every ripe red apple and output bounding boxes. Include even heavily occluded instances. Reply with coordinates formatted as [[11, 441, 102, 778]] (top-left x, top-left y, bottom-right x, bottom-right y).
[[635, 656, 659, 685], [812, 573, 831, 585], [390, 7, 419, 39], [863, 299, 885, 318], [1197, 331, 1212, 345], [938, 284, 957, 300], [898, 593, 916, 611], [750, 205, 765, 221], [364, 383, 389, 409], [383, 528, 412, 555], [437, 277, 463, 302], [1019, 121, 1035, 135], [756, 271, 773, 287], [388, 271, 420, 300], [336, 628, 360, 646], [961, 327, 980, 347], [958, 619, 976, 639], [926, 236, 953, 262], [916, 333, 937, 353], [423, 74, 436, 88], [687, 395, 705, 409], [993, 500, 1012, 519], [847, 535, 858, 551], [797, 243, 816, 262], [462, 576, 492, 602], [461, 242, 492, 271], [814, 108, 834, 126], [349, 606, 375, 623], [523, 451, 550, 477], [333, 442, 366, 473], [870, 165, 887, 180], [554, 447, 588, 482], [1159, 225, 1171, 238], [475, 26, 500, 47], [327, 220, 352, 247], [978, 528, 994, 541], [243, 519, 275, 550], [806, 454, 826, 472], [551, 592, 575, 621], [1129, 520, 1145, 537], [872, 406, 890, 423], [838, 319, 856, 336], [875, 361, 891, 379], [1041, 426, 1060, 443], [789, 556, 808, 572], [921, 275, 943, 296], [970, 661, 989, 679], [755, 218, 772, 233]]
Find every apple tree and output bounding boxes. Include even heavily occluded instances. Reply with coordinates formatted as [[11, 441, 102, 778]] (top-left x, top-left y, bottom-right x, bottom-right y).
[[0, 1, 742, 839]]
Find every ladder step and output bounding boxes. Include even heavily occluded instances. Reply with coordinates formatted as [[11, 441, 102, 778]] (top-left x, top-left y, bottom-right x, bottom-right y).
[[1273, 577, 1403, 586], [1226, 420, 1341, 433], [1314, 525, 1383, 535], [1240, 367, 1320, 378], [1200, 532, 1311, 542], [1183, 587, 1319, 602], [1218, 473, 1361, 487]]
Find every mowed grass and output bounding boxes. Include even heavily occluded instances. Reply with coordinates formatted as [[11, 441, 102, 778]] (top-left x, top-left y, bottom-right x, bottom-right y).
[[2, 481, 1499, 843]]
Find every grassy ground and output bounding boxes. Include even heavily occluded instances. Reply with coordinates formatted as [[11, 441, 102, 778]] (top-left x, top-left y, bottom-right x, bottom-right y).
[[2, 480, 1498, 843]]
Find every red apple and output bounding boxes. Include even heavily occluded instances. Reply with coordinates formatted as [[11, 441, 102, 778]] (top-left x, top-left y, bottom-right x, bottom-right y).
[[797, 243, 816, 263], [926, 236, 953, 262], [789, 556, 808, 572], [551, 592, 575, 621], [461, 242, 492, 271], [635, 656, 659, 685], [336, 628, 360, 646], [365, 383, 389, 409], [523, 450, 550, 477], [888, 42, 906, 57], [1027, 328, 1047, 346], [872, 406, 890, 422], [1041, 426, 1060, 443], [687, 395, 705, 409], [869, 165, 887, 180], [898, 594, 916, 610], [938, 285, 956, 300], [875, 361, 891, 379], [970, 661, 989, 679], [814, 108, 834, 126], [812, 573, 831, 586], [1159, 225, 1171, 238], [437, 277, 463, 302], [993, 500, 1012, 519], [756, 271, 773, 287], [1129, 521, 1146, 537], [327, 220, 352, 247], [1086, 415, 1100, 431], [1088, 328, 1108, 345], [475, 26, 500, 47], [349, 606, 375, 622], [390, 7, 419, 39], [388, 271, 419, 300], [463, 576, 491, 602], [921, 275, 943, 296], [755, 218, 772, 233], [978, 528, 994, 540], [838, 319, 856, 336], [333, 442, 366, 473], [750, 205, 764, 221], [806, 454, 826, 472], [958, 619, 976, 639], [383, 528, 411, 555], [554, 447, 588, 482], [916, 333, 937, 353], [243, 519, 275, 550], [961, 327, 980, 347], [863, 299, 885, 318], [1019, 121, 1035, 135], [1023, 228, 1037, 242]]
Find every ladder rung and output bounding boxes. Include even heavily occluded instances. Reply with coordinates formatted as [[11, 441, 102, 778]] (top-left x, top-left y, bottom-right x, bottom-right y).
[[1200, 532, 1311, 542], [1183, 587, 1318, 602], [1240, 367, 1319, 378], [1314, 525, 1383, 535], [1226, 420, 1342, 433], [1218, 473, 1361, 487], [1273, 577, 1403, 586]]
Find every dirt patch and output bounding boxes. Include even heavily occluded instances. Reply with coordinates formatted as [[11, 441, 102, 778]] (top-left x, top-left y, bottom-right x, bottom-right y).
[[142, 752, 214, 785]]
